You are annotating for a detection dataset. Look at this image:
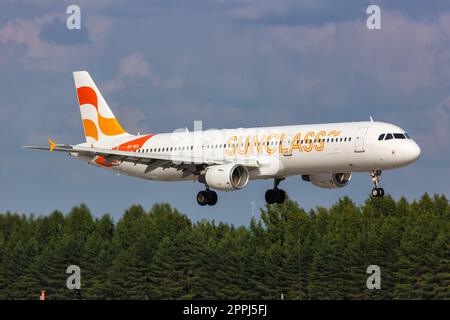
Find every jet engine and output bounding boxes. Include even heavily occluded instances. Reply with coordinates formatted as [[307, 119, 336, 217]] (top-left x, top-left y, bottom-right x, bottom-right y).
[[302, 173, 351, 189], [204, 164, 249, 191]]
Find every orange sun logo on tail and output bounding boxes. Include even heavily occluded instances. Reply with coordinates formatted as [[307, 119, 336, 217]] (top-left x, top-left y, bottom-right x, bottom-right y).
[[76, 86, 125, 141], [73, 71, 128, 144]]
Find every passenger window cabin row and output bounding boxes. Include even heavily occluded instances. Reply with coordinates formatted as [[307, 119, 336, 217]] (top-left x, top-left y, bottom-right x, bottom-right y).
[[229, 137, 352, 148], [135, 136, 353, 153], [137, 145, 194, 153], [378, 133, 410, 141]]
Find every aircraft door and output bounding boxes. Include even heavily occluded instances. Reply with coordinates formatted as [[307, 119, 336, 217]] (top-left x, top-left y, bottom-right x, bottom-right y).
[[354, 126, 369, 153]]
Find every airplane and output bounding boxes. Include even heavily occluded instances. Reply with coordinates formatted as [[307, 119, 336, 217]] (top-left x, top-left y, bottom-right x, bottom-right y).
[[24, 71, 421, 206]]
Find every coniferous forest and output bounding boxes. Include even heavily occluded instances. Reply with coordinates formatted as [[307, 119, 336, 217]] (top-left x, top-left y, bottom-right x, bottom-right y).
[[0, 193, 448, 300]]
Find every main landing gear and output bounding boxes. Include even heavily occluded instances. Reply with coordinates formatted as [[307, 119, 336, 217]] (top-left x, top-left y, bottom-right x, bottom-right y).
[[265, 178, 287, 205], [197, 188, 218, 206], [370, 170, 384, 197]]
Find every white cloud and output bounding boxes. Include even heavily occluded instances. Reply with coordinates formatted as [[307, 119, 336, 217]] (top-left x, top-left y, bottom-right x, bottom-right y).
[[229, 0, 290, 21], [268, 22, 337, 54], [119, 53, 152, 78], [103, 53, 159, 93], [0, 13, 112, 70], [104, 53, 185, 94], [416, 97, 450, 157], [265, 11, 450, 95], [112, 103, 149, 134]]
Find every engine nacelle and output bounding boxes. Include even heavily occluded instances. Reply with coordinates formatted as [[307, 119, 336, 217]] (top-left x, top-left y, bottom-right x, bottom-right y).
[[302, 173, 351, 189], [205, 164, 249, 191]]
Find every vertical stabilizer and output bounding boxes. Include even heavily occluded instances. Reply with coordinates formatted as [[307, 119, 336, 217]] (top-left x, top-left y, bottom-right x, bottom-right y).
[[73, 71, 128, 144]]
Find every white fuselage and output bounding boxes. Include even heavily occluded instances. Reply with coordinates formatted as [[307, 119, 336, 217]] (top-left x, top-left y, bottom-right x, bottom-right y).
[[73, 121, 421, 184]]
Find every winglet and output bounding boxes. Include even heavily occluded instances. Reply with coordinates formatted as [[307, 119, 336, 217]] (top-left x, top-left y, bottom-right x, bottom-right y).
[[48, 139, 56, 152]]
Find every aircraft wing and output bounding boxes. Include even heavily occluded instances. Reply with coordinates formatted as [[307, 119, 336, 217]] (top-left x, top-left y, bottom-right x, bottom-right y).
[[23, 141, 260, 169]]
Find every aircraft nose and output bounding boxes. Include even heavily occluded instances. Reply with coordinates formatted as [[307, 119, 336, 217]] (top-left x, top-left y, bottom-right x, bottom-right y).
[[407, 141, 421, 162]]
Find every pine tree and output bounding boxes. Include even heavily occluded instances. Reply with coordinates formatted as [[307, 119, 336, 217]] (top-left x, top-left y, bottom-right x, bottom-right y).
[[393, 194, 444, 299], [242, 221, 271, 299], [149, 229, 203, 299], [81, 233, 113, 299], [9, 238, 40, 299], [0, 193, 448, 300], [108, 243, 150, 299]]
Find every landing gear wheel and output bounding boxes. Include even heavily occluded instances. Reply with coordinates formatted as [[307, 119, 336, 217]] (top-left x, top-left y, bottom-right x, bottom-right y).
[[265, 188, 287, 204], [275, 189, 286, 204], [197, 190, 218, 206], [206, 190, 218, 206], [369, 170, 384, 198], [371, 187, 385, 198], [371, 188, 379, 197], [265, 189, 277, 204], [265, 178, 287, 204], [197, 191, 208, 206]]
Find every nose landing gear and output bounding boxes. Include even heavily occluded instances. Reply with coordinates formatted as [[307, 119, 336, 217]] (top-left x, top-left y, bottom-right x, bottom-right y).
[[370, 170, 384, 197], [265, 178, 287, 204]]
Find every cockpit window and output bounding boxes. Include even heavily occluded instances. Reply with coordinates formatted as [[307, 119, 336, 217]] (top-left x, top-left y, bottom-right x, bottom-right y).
[[379, 132, 410, 141]]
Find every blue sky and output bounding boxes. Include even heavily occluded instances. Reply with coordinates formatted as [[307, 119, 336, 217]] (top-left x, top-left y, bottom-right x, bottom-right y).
[[1, 0, 450, 225]]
